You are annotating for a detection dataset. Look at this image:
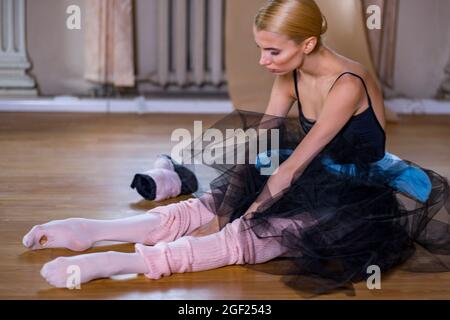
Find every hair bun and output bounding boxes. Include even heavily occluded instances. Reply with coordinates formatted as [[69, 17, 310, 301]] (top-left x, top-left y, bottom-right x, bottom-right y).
[[320, 14, 328, 35]]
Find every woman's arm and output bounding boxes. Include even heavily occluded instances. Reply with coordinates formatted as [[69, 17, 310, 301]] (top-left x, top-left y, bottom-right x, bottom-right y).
[[264, 73, 297, 116], [244, 74, 366, 218], [213, 74, 296, 228]]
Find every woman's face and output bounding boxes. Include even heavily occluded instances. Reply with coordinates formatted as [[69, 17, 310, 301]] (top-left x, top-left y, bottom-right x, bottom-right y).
[[253, 26, 306, 75]]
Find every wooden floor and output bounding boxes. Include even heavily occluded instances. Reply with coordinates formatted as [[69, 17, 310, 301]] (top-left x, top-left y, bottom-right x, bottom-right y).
[[0, 112, 449, 300]]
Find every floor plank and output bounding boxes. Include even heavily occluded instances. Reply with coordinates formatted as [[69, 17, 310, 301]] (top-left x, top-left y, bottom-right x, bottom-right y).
[[0, 112, 449, 299]]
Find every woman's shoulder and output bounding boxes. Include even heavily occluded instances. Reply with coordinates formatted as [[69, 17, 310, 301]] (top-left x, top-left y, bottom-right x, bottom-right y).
[[328, 61, 375, 100], [335, 57, 370, 80]]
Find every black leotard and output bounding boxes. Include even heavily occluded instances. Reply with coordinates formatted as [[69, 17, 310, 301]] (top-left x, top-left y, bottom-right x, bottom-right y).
[[293, 70, 386, 163]]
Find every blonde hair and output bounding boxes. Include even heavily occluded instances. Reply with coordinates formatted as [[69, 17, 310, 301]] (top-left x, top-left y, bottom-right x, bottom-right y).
[[254, 0, 328, 51]]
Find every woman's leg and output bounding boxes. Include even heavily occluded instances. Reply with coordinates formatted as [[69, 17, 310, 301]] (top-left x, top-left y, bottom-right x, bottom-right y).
[[40, 217, 293, 288], [40, 251, 149, 288], [135, 217, 292, 279], [23, 196, 216, 251]]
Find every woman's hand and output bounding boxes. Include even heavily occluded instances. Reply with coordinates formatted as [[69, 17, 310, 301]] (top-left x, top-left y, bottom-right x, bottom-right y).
[[188, 215, 221, 237], [243, 202, 260, 220]]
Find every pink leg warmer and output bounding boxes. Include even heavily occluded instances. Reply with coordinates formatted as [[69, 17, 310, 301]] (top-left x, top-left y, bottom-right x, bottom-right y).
[[143, 196, 216, 245], [135, 217, 292, 279]]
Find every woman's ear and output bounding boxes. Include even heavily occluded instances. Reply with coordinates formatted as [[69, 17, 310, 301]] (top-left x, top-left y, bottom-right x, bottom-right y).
[[303, 37, 318, 54]]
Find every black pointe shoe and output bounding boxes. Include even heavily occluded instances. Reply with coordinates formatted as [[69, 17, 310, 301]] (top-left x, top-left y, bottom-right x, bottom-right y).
[[159, 154, 199, 195], [130, 174, 157, 200]]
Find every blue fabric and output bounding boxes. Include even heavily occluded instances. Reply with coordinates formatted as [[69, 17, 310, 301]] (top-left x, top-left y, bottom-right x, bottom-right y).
[[321, 152, 432, 203], [255, 149, 295, 169], [256, 150, 432, 203]]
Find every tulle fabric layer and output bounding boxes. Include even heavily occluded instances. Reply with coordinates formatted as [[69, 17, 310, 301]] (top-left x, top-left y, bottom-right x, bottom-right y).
[[179, 110, 450, 296]]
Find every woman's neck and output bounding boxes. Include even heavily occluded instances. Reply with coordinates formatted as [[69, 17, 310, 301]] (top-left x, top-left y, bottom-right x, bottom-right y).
[[298, 45, 340, 79]]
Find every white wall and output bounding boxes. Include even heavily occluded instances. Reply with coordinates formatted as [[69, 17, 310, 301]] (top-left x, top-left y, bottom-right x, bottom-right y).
[[393, 0, 450, 98], [27, 0, 90, 96], [26, 0, 161, 96], [24, 0, 450, 99]]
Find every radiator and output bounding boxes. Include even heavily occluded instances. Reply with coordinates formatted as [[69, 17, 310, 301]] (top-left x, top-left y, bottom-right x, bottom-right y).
[[153, 0, 226, 88]]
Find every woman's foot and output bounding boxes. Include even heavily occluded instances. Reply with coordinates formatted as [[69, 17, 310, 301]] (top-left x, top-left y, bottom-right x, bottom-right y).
[[40, 251, 148, 288], [22, 218, 96, 251], [23, 213, 165, 251], [22, 211, 168, 251]]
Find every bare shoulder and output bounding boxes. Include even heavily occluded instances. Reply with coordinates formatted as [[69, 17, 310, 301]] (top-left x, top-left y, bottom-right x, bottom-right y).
[[335, 60, 386, 127], [326, 74, 366, 115], [340, 60, 383, 101], [339, 60, 375, 89], [329, 69, 367, 99], [332, 60, 381, 98]]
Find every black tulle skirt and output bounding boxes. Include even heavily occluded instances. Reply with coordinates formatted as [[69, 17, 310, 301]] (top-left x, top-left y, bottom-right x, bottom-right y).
[[179, 110, 450, 296]]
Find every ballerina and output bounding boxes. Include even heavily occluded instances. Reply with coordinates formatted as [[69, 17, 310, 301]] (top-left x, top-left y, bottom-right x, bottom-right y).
[[23, 0, 450, 295]]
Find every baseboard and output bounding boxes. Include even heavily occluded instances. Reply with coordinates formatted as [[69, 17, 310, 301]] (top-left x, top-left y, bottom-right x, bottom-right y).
[[0, 96, 234, 114], [1, 97, 449, 115], [385, 98, 450, 114]]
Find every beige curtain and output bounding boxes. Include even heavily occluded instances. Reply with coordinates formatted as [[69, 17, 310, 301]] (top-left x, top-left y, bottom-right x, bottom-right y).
[[84, 0, 135, 87], [362, 0, 399, 89]]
